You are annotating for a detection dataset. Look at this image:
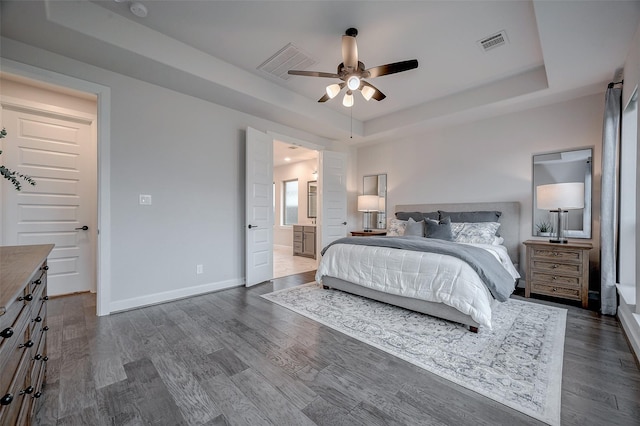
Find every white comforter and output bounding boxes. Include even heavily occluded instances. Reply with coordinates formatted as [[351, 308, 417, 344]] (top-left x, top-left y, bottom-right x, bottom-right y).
[[315, 242, 520, 328]]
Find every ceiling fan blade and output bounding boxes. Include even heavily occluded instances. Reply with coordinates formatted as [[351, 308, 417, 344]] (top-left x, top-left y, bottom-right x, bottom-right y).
[[318, 93, 331, 102], [288, 70, 340, 78], [361, 81, 386, 101], [366, 59, 419, 78], [342, 35, 358, 70]]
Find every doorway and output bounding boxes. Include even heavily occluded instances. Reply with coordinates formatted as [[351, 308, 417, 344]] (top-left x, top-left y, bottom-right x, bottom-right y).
[[272, 139, 318, 278], [1, 59, 112, 316]]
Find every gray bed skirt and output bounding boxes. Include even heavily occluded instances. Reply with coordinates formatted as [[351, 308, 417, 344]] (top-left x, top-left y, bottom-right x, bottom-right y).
[[321, 276, 480, 330]]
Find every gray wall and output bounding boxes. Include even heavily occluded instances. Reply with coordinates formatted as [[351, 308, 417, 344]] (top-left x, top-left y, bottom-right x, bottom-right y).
[[1, 37, 335, 309]]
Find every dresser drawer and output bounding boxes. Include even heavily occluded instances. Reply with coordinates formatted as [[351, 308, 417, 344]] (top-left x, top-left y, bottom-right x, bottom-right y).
[[0, 346, 31, 426], [0, 317, 31, 399], [293, 233, 303, 242]]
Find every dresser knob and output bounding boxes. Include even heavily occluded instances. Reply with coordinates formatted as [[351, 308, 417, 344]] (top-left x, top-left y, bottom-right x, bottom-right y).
[[552, 287, 557, 292], [43, 356, 49, 362], [0, 394, 13, 405], [33, 392, 42, 399], [41, 265, 49, 271], [18, 294, 33, 302], [552, 276, 557, 281], [34, 354, 42, 361], [19, 340, 34, 349], [33, 316, 42, 323], [0, 327, 13, 339], [552, 264, 559, 269], [41, 296, 49, 301], [19, 386, 34, 396], [42, 326, 49, 332], [33, 279, 42, 285]]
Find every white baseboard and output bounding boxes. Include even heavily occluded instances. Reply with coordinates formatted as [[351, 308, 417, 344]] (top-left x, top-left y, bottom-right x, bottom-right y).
[[617, 286, 640, 363], [109, 278, 244, 313]]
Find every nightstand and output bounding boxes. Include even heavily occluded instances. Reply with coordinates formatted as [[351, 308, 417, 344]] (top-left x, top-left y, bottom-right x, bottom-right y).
[[523, 239, 592, 308], [351, 230, 387, 237]]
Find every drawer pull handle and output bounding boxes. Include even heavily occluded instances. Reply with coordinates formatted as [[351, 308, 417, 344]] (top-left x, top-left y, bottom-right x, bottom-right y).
[[552, 264, 559, 269], [41, 265, 49, 271], [41, 296, 49, 301], [19, 340, 34, 348], [552, 287, 557, 292], [19, 386, 34, 396], [33, 279, 42, 285], [34, 354, 42, 361], [0, 394, 13, 405], [33, 316, 42, 323], [552, 276, 557, 281], [33, 391, 42, 399], [43, 356, 49, 362], [42, 326, 50, 332], [19, 294, 33, 302], [0, 327, 13, 339]]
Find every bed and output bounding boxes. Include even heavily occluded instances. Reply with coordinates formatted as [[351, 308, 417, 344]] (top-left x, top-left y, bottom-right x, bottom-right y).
[[315, 202, 521, 332]]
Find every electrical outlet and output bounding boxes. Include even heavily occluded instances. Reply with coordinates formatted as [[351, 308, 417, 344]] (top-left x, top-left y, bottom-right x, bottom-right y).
[[139, 194, 152, 205], [196, 264, 203, 274]]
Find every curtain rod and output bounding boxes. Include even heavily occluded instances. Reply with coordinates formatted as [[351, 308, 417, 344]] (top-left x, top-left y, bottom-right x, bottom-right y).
[[608, 80, 623, 88]]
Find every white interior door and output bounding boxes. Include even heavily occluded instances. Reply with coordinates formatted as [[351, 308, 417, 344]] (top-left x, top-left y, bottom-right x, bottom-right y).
[[1, 102, 97, 296], [319, 151, 347, 251], [245, 127, 273, 286]]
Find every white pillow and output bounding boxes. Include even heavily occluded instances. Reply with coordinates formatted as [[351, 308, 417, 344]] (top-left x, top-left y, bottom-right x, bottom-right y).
[[387, 218, 406, 236], [451, 222, 501, 245]]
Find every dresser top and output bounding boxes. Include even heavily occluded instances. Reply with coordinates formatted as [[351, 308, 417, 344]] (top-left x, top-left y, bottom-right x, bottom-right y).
[[0, 244, 54, 316], [523, 239, 593, 250]]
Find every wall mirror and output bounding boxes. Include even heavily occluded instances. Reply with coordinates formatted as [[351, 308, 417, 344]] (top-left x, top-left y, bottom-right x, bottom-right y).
[[532, 148, 592, 238], [363, 173, 387, 229], [307, 181, 317, 218]]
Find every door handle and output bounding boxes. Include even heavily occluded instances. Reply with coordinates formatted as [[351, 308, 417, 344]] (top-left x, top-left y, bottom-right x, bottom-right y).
[[75, 226, 89, 231], [248, 224, 258, 229], [342, 222, 347, 225]]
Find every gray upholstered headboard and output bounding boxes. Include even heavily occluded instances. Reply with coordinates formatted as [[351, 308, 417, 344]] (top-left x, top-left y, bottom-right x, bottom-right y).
[[395, 201, 521, 268]]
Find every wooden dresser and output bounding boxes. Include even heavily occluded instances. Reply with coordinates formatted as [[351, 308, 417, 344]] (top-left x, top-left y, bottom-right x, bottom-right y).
[[523, 240, 592, 308], [0, 244, 54, 425]]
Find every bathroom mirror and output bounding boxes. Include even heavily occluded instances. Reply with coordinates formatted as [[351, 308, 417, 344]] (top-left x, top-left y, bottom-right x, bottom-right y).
[[307, 181, 317, 218], [532, 148, 592, 238], [363, 173, 387, 229]]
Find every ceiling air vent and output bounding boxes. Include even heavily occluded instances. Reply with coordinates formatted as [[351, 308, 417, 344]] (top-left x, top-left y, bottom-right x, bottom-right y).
[[258, 43, 317, 81], [477, 30, 508, 52]]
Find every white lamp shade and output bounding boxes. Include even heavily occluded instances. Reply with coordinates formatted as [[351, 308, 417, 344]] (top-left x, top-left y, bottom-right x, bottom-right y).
[[358, 195, 379, 212], [537, 182, 585, 210], [361, 85, 375, 101], [326, 83, 341, 99], [342, 92, 354, 107]]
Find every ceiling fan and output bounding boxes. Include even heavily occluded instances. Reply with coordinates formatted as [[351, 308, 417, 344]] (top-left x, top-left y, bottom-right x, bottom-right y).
[[288, 28, 419, 107]]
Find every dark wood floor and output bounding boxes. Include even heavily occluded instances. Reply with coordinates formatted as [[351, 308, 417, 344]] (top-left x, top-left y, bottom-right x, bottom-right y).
[[35, 271, 640, 426]]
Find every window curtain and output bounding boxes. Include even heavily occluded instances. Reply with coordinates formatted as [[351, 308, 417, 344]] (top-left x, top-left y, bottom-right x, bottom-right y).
[[600, 84, 622, 315]]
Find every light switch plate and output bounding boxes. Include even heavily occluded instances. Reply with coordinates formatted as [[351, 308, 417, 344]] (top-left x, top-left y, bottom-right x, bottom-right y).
[[139, 194, 152, 205]]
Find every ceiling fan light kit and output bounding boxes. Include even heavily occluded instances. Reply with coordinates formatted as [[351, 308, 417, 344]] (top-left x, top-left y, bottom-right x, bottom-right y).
[[288, 28, 418, 108]]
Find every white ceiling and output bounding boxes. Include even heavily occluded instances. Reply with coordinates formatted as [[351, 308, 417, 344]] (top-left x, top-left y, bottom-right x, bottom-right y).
[[1, 1, 639, 145]]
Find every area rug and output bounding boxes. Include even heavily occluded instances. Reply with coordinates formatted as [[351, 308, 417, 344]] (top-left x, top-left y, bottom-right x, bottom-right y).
[[262, 283, 567, 425]]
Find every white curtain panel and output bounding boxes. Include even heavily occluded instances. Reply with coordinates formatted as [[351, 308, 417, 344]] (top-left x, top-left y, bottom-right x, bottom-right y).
[[600, 85, 622, 315]]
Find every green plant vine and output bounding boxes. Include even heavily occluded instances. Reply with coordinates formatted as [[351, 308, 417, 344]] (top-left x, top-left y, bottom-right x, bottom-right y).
[[0, 128, 36, 191]]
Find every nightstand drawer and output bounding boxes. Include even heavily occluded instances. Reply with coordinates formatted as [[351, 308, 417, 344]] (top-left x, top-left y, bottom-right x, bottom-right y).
[[531, 247, 583, 262], [531, 259, 582, 275], [531, 283, 581, 299], [531, 272, 581, 288]]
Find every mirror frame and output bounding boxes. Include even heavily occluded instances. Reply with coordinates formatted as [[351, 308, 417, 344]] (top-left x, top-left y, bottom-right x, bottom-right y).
[[363, 173, 387, 229], [532, 147, 593, 239], [307, 180, 317, 218]]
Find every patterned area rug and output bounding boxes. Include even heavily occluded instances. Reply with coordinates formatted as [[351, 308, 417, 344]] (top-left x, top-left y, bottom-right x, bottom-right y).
[[262, 283, 567, 425]]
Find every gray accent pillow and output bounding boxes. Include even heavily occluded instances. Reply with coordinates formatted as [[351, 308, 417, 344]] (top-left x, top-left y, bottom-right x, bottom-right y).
[[425, 216, 453, 241], [395, 211, 439, 222], [438, 210, 502, 223], [404, 217, 425, 236]]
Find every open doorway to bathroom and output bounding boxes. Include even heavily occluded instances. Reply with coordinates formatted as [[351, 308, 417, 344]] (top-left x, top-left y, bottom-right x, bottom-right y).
[[272, 140, 318, 278]]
